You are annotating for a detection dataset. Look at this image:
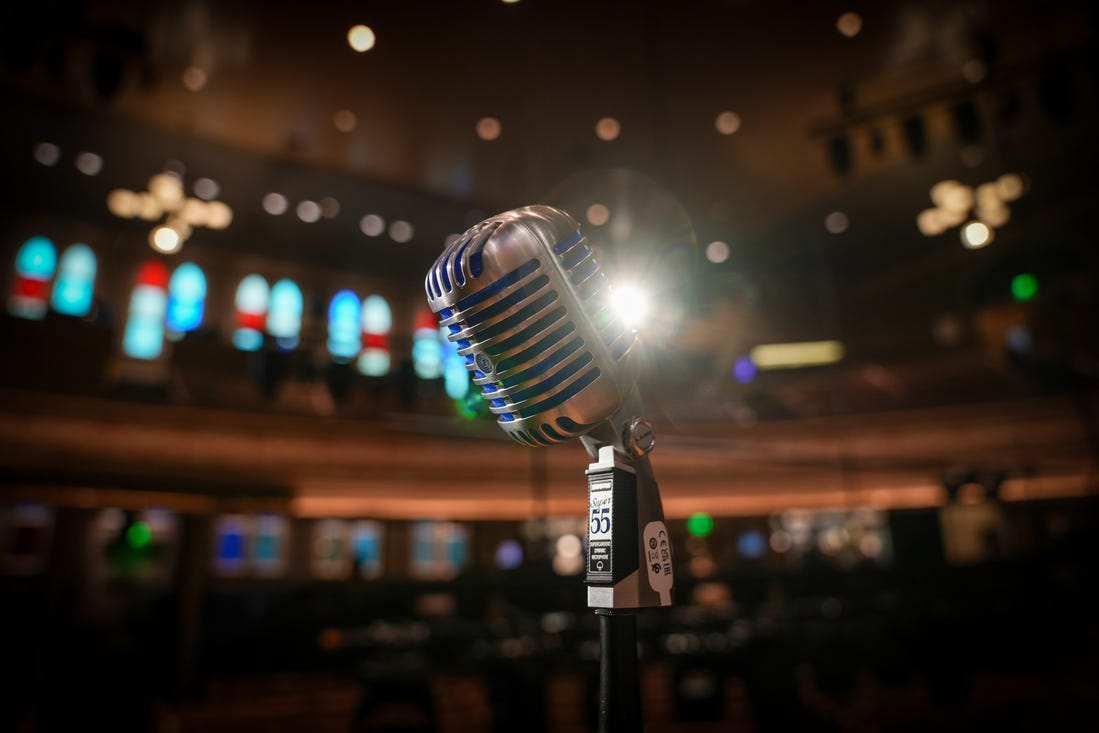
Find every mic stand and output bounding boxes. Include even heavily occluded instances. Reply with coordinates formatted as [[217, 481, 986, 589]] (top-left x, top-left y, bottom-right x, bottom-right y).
[[580, 414, 673, 733]]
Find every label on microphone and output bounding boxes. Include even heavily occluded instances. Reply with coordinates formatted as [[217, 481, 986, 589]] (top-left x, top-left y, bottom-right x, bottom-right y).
[[643, 521, 674, 605], [587, 477, 613, 578]]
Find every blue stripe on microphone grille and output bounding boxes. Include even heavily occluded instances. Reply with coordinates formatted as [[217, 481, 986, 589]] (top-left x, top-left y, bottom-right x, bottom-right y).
[[427, 220, 501, 300]]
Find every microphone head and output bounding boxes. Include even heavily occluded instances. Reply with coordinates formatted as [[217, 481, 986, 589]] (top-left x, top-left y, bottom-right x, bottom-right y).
[[425, 205, 640, 446]]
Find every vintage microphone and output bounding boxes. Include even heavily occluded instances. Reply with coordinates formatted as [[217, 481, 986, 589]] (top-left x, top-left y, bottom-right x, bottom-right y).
[[425, 204, 673, 733]]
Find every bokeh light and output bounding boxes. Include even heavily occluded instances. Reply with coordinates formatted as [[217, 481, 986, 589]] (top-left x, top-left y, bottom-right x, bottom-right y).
[[836, 12, 863, 37], [824, 211, 849, 234], [733, 355, 756, 384], [263, 192, 288, 215], [297, 200, 321, 223], [193, 177, 219, 200], [74, 152, 103, 176], [361, 214, 386, 237], [595, 117, 620, 141], [961, 221, 992, 248], [150, 226, 182, 254], [476, 117, 502, 141], [686, 513, 714, 538], [389, 220, 414, 242], [586, 203, 609, 226], [705, 240, 729, 264], [715, 111, 741, 135], [1011, 273, 1039, 302], [320, 196, 341, 219], [333, 109, 357, 133], [33, 142, 60, 166], [347, 25, 376, 52], [182, 66, 207, 91]]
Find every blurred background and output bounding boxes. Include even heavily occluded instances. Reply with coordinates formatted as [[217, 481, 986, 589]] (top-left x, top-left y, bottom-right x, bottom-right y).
[[1, 0, 1097, 731]]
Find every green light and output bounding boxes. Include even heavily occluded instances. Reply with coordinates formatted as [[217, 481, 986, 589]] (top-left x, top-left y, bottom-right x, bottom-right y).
[[125, 521, 152, 549], [453, 390, 487, 420], [686, 512, 714, 538], [1011, 273, 1039, 302]]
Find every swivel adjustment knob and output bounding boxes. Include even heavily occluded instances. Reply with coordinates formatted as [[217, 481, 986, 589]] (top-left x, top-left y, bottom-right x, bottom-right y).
[[622, 416, 656, 457]]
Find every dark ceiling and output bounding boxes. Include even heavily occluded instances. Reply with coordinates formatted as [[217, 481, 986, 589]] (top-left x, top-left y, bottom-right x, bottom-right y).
[[2, 0, 1098, 422]]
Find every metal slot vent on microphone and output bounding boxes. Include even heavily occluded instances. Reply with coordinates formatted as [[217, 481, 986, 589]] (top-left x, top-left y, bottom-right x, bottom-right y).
[[425, 206, 639, 446]]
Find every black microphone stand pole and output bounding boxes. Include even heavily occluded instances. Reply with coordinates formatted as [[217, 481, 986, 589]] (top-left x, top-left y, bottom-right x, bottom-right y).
[[596, 607, 642, 733]]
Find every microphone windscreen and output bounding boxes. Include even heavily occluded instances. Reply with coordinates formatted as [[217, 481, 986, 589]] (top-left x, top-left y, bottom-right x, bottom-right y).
[[425, 205, 640, 446]]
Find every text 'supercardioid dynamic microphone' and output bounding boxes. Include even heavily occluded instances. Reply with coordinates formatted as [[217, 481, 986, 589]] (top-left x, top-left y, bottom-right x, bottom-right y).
[[426, 205, 673, 732]]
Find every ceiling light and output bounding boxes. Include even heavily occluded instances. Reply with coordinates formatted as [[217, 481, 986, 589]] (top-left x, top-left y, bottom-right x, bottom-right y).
[[389, 220, 414, 243], [361, 214, 385, 237], [916, 208, 948, 236], [930, 180, 974, 212], [961, 221, 992, 248], [333, 109, 357, 133], [74, 152, 103, 176], [824, 211, 849, 234], [714, 111, 741, 135], [347, 25, 375, 52], [996, 173, 1025, 201], [193, 177, 219, 200], [182, 66, 207, 91], [586, 203, 609, 226], [836, 12, 862, 38], [476, 116, 502, 141], [149, 173, 184, 209], [204, 201, 233, 230], [595, 117, 620, 141], [320, 197, 340, 219], [263, 192, 288, 215], [961, 59, 988, 84], [296, 200, 321, 223], [705, 241, 730, 264], [107, 189, 140, 218], [976, 202, 1010, 228], [33, 142, 60, 166], [150, 226, 181, 254]]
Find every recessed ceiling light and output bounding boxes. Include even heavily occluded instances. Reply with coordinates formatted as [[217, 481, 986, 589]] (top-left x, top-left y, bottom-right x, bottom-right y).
[[74, 152, 103, 176], [33, 142, 60, 166], [836, 12, 862, 38], [715, 111, 741, 135], [476, 116, 502, 141], [595, 117, 620, 141], [262, 192, 289, 215], [347, 25, 376, 52]]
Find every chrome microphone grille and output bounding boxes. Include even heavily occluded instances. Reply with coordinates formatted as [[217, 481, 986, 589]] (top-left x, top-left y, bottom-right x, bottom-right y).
[[425, 205, 639, 446]]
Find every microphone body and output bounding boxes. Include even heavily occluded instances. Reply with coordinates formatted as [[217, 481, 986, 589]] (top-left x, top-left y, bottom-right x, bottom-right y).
[[425, 205, 640, 446]]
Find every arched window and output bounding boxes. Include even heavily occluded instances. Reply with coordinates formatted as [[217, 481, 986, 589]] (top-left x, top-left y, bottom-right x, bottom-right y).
[[409, 520, 468, 580], [233, 274, 269, 351], [9, 236, 57, 319], [327, 290, 361, 362], [358, 294, 391, 376], [122, 260, 169, 359], [212, 514, 248, 576], [51, 243, 96, 317], [252, 513, 288, 577], [411, 307, 442, 379], [351, 520, 384, 579], [266, 279, 303, 351], [166, 262, 206, 337]]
